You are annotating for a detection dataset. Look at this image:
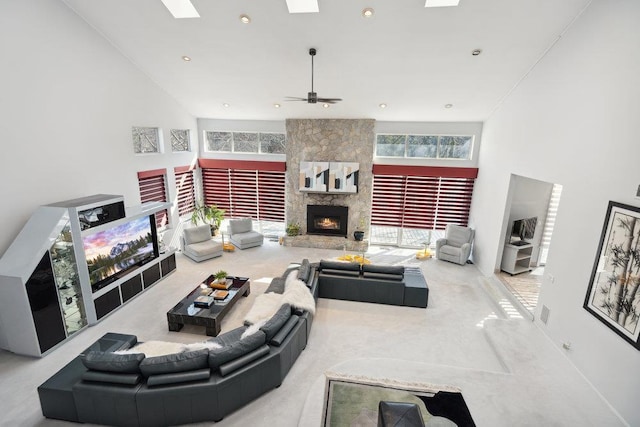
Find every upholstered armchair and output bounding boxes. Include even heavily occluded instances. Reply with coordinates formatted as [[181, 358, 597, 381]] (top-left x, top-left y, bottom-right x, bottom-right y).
[[227, 218, 264, 250], [182, 225, 223, 262], [435, 224, 475, 265]]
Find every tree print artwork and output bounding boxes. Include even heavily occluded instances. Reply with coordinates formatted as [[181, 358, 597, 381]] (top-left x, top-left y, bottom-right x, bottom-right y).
[[585, 201, 640, 349]]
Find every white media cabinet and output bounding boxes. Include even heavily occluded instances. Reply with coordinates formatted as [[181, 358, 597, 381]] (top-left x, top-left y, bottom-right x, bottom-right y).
[[0, 194, 175, 357], [501, 242, 533, 275]]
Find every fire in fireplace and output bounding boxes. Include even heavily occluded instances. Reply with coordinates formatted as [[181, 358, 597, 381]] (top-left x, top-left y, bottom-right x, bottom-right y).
[[307, 205, 348, 237]]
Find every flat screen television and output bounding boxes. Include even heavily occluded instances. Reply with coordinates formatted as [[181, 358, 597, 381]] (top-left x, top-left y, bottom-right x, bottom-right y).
[[511, 217, 537, 243], [83, 215, 159, 292]]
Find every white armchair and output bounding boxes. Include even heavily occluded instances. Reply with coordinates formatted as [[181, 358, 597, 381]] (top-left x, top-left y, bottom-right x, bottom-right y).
[[182, 225, 223, 262], [436, 224, 474, 265]]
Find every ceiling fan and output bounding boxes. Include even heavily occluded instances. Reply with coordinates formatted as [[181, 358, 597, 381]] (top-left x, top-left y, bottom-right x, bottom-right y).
[[286, 48, 342, 104]]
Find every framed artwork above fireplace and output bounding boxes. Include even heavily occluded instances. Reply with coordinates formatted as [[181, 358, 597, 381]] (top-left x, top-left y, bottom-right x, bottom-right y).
[[300, 161, 359, 193]]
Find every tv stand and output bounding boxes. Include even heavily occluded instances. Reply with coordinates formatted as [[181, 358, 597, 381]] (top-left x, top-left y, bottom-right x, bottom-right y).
[[501, 242, 533, 275]]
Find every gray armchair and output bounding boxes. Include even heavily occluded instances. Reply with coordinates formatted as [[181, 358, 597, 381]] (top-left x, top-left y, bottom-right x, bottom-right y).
[[182, 225, 223, 262], [436, 224, 474, 265], [227, 218, 264, 250]]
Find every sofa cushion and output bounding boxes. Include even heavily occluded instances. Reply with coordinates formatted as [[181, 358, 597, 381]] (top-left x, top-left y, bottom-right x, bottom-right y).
[[229, 218, 252, 234], [270, 315, 300, 346], [183, 225, 211, 245], [139, 349, 209, 377], [80, 351, 145, 374], [362, 271, 404, 281], [259, 303, 292, 341], [146, 368, 211, 387], [265, 277, 286, 294], [362, 264, 405, 276], [81, 370, 142, 385], [320, 269, 360, 277], [297, 259, 311, 283], [320, 260, 361, 272], [208, 327, 266, 369]]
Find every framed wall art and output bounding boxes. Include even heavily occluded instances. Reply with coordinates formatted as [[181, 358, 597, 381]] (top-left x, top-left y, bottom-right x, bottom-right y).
[[584, 201, 640, 350]]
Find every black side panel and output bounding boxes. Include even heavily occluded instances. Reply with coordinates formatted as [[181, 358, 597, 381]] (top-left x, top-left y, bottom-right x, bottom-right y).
[[161, 253, 176, 276], [142, 264, 161, 288], [27, 252, 66, 353], [121, 274, 143, 302], [94, 287, 121, 320]]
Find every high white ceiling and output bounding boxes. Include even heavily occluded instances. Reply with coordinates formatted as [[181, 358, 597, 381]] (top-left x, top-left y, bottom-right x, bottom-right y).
[[61, 0, 590, 122]]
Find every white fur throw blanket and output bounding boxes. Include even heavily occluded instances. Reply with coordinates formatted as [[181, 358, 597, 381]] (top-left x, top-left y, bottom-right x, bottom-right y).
[[243, 271, 315, 332]]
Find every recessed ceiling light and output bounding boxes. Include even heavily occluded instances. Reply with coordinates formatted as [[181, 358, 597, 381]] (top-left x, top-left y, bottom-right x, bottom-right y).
[[274, 103, 281, 108], [362, 8, 374, 18], [239, 14, 251, 24], [181, 55, 191, 62], [379, 103, 387, 109], [472, 49, 482, 56], [223, 103, 230, 108], [323, 103, 330, 108], [445, 104, 453, 109]]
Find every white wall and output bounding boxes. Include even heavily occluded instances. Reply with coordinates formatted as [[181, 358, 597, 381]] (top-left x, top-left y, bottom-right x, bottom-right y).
[[469, 0, 640, 424], [0, 1, 198, 256]]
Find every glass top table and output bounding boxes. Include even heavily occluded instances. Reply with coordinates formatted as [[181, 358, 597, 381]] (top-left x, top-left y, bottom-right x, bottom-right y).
[[166, 275, 250, 336]]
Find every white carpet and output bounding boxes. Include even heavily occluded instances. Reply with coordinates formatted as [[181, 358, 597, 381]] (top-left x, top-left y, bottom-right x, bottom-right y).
[[0, 241, 625, 426]]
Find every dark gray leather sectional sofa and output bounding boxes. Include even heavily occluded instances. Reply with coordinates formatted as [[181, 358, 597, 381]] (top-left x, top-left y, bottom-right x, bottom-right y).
[[317, 260, 429, 308], [38, 259, 427, 426]]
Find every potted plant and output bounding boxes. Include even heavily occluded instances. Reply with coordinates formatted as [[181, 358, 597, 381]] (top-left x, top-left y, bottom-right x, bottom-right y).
[[214, 269, 228, 283], [191, 201, 225, 235], [286, 222, 301, 236]]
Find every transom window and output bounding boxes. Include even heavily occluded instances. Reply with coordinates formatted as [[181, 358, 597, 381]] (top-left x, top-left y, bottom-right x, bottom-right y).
[[205, 131, 285, 154], [376, 134, 473, 160], [170, 129, 191, 152]]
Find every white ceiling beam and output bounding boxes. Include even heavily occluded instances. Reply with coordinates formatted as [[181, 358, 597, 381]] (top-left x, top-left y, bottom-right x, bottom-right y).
[[425, 0, 460, 7], [161, 0, 200, 18], [286, 0, 319, 14]]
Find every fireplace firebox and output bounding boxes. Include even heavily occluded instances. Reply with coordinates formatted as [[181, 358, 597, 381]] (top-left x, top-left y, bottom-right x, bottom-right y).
[[307, 205, 348, 237]]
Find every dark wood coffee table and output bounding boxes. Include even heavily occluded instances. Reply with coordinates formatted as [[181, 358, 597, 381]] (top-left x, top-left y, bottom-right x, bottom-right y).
[[166, 276, 250, 336]]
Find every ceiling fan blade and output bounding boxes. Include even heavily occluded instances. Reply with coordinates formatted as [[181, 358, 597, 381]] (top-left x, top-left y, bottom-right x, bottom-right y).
[[284, 96, 308, 101], [317, 97, 342, 104]]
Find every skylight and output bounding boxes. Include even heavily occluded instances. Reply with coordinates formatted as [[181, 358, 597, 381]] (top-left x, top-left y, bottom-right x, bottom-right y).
[[161, 0, 200, 18], [285, 0, 319, 14], [425, 0, 460, 7]]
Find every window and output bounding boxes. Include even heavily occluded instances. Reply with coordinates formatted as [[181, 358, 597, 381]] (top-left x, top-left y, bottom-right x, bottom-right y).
[[170, 129, 190, 152], [200, 159, 285, 222], [137, 169, 168, 229], [204, 131, 285, 154], [376, 134, 473, 160], [370, 165, 477, 246], [174, 166, 196, 217], [132, 127, 161, 154]]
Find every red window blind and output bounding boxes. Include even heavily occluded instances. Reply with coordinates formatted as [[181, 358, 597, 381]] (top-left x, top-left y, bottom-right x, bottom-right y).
[[174, 166, 196, 217], [137, 169, 168, 229], [371, 165, 477, 231], [200, 160, 285, 222]]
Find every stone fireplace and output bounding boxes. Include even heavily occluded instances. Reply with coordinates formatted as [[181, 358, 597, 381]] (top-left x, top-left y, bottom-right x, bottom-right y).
[[306, 205, 348, 237], [283, 119, 374, 250]]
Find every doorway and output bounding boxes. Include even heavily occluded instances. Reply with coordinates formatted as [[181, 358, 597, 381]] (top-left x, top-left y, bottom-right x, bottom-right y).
[[497, 175, 562, 315]]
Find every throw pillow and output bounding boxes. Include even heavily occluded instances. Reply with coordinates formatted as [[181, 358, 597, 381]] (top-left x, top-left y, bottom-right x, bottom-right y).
[[297, 259, 311, 283], [258, 303, 292, 341]]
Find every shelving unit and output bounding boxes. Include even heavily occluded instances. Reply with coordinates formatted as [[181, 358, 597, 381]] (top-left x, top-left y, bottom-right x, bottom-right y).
[[0, 194, 175, 357], [501, 242, 533, 275]]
